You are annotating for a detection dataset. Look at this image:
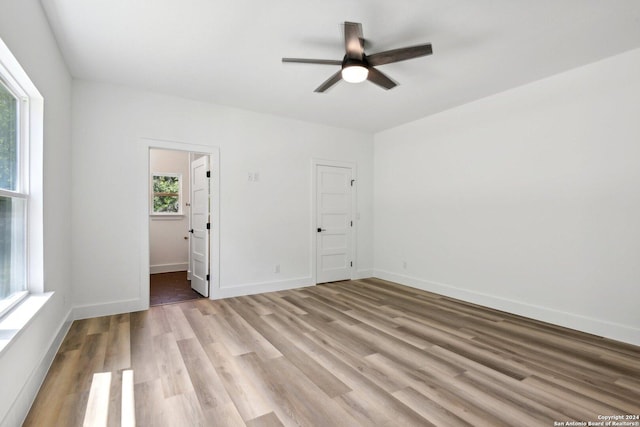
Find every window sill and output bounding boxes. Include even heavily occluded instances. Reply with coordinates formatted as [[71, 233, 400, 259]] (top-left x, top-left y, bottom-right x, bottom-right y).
[[150, 214, 185, 219], [0, 292, 53, 355]]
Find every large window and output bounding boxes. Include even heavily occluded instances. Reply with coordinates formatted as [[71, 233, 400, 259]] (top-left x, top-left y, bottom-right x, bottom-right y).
[[0, 78, 27, 315], [0, 35, 43, 322]]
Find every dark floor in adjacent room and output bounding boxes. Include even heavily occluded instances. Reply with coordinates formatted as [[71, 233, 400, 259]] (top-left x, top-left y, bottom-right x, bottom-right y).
[[150, 271, 203, 306]]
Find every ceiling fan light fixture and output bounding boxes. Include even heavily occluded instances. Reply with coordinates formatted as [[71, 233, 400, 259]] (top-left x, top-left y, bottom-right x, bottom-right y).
[[341, 64, 369, 83]]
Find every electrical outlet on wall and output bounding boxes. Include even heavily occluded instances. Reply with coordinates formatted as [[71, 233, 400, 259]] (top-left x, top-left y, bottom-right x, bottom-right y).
[[248, 172, 254, 182], [275, 264, 280, 273], [403, 261, 407, 269]]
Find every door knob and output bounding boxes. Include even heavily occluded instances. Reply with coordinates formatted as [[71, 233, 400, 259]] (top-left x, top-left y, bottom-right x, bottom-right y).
[[189, 229, 194, 233], [317, 228, 326, 232]]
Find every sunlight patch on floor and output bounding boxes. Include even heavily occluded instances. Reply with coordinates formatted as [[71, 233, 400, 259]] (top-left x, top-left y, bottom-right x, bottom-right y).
[[83, 370, 135, 427]]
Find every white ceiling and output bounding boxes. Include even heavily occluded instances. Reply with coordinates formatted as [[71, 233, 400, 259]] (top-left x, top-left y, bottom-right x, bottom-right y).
[[41, 0, 640, 133]]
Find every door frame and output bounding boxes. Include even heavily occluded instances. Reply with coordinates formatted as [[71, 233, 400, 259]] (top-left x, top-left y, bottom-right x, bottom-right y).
[[311, 159, 357, 284], [138, 137, 220, 308]]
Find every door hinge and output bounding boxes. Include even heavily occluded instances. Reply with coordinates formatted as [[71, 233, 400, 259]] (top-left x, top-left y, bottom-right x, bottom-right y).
[[350, 179, 355, 187], [206, 171, 211, 178], [206, 223, 210, 230], [206, 274, 210, 281], [350, 261, 353, 267], [350, 221, 353, 227]]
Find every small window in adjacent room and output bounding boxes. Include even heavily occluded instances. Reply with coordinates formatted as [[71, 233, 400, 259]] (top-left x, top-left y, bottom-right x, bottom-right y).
[[0, 72, 28, 315], [151, 173, 182, 215]]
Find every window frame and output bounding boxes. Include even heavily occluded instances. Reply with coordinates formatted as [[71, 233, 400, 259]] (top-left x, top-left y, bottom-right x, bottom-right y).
[[0, 63, 30, 317], [0, 36, 44, 324], [150, 172, 183, 216]]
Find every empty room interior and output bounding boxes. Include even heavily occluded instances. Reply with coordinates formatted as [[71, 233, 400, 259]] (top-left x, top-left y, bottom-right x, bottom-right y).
[[1, 1, 639, 426]]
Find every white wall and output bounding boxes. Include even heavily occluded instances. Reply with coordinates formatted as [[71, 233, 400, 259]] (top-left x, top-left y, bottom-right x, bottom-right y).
[[71, 81, 373, 315], [374, 48, 640, 345], [0, 1, 73, 425], [149, 149, 190, 273]]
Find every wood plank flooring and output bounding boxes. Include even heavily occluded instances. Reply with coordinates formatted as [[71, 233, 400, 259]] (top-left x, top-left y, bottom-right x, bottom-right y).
[[24, 278, 640, 426]]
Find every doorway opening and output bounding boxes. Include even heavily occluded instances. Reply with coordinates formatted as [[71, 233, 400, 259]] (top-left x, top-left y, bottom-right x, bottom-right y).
[[149, 148, 210, 306]]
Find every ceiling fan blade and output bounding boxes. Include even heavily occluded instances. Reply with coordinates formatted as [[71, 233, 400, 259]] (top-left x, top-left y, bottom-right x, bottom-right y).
[[282, 58, 342, 65], [314, 70, 343, 93], [367, 67, 397, 90], [344, 21, 364, 59], [367, 43, 433, 66]]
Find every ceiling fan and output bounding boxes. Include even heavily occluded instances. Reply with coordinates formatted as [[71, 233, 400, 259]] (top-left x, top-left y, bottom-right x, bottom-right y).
[[282, 21, 433, 93]]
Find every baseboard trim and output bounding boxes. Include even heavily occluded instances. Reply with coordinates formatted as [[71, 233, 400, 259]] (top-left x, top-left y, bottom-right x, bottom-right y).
[[354, 269, 373, 280], [150, 263, 188, 274], [73, 298, 143, 320], [70, 276, 316, 316], [373, 269, 640, 346], [211, 276, 315, 299], [4, 309, 73, 427]]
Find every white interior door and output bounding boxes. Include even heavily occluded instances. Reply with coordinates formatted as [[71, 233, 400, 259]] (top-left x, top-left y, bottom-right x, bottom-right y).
[[190, 156, 209, 296], [316, 164, 353, 284]]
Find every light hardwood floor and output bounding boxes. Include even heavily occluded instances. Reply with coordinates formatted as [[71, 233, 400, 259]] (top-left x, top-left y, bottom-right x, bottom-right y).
[[24, 278, 640, 426]]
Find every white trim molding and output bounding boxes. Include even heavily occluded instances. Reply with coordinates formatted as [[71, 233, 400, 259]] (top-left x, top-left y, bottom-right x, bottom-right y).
[[373, 269, 640, 347], [211, 277, 314, 300], [72, 298, 142, 320], [354, 269, 373, 280], [149, 263, 188, 275]]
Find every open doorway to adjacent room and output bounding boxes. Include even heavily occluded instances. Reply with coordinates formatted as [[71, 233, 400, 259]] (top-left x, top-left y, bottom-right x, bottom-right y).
[[148, 148, 210, 306]]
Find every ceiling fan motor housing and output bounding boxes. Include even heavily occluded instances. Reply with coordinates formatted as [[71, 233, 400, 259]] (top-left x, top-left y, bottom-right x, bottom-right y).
[[342, 54, 369, 69]]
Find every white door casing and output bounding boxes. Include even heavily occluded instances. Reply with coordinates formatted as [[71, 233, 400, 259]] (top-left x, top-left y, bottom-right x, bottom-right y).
[[316, 164, 353, 284], [190, 156, 209, 296]]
